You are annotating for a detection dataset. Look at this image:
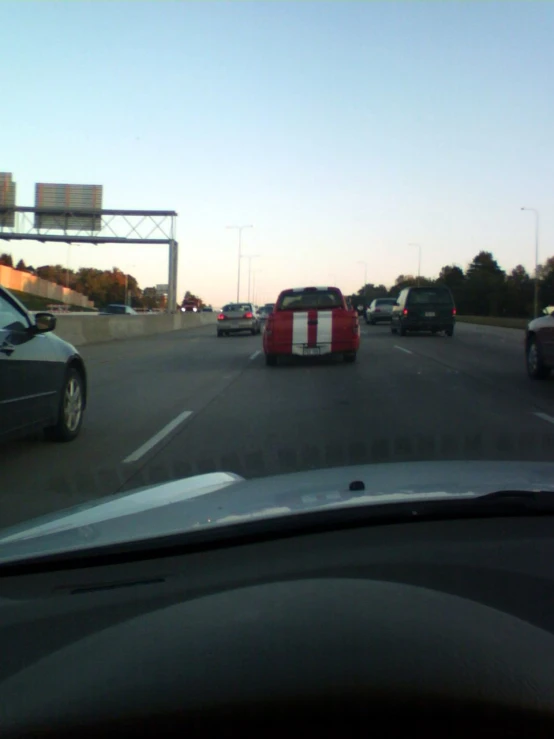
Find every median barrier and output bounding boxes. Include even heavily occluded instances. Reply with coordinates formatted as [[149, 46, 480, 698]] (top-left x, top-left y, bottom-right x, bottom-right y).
[[52, 312, 216, 347]]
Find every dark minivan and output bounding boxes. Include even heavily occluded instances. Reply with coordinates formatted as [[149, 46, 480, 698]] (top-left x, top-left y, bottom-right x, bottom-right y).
[[391, 286, 456, 337]]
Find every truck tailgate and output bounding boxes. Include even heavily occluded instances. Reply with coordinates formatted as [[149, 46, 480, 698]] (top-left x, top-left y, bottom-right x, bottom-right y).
[[270, 309, 358, 355]]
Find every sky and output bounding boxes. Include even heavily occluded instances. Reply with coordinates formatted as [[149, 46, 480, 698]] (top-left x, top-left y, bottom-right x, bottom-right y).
[[1, 1, 553, 307]]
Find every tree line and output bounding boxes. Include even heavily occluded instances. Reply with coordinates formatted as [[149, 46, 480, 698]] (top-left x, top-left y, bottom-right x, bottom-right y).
[[350, 251, 554, 318], [0, 253, 165, 310]]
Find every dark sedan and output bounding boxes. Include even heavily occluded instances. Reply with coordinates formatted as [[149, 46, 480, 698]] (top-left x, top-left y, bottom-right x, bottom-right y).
[[525, 308, 554, 379], [0, 287, 87, 443]]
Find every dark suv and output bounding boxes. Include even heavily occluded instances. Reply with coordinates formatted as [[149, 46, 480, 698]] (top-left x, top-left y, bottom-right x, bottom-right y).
[[391, 286, 456, 337]]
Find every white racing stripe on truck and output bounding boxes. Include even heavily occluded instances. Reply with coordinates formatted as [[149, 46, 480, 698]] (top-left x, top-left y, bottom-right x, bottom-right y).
[[317, 311, 333, 342], [292, 312, 309, 346], [317, 310, 333, 354]]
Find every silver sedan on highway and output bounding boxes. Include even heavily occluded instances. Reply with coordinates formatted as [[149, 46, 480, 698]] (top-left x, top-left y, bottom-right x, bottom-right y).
[[366, 298, 396, 324], [217, 303, 261, 336]]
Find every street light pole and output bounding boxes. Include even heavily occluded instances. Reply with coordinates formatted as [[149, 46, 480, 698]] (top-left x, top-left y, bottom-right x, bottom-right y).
[[409, 243, 422, 286], [227, 225, 253, 302], [252, 268, 262, 305], [521, 207, 540, 318], [244, 254, 260, 302]]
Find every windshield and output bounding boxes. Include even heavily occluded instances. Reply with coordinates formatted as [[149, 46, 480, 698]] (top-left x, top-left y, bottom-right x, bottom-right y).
[[1, 2, 554, 554]]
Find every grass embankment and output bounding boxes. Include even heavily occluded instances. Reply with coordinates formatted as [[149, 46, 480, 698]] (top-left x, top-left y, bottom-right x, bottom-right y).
[[9, 289, 97, 313], [457, 315, 528, 330]]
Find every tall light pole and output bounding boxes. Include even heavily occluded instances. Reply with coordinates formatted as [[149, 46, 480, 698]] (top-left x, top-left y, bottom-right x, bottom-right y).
[[244, 254, 260, 302], [356, 260, 368, 306], [252, 268, 262, 305], [521, 207, 540, 318], [409, 243, 422, 286], [227, 225, 253, 302]]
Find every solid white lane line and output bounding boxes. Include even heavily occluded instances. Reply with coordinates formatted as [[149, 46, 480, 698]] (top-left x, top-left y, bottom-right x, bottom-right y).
[[393, 345, 413, 355], [533, 412, 554, 426], [123, 410, 193, 464], [249, 350, 261, 360]]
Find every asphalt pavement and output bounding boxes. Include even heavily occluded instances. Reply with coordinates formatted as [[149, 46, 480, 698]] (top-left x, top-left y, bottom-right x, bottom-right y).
[[2, 320, 554, 529]]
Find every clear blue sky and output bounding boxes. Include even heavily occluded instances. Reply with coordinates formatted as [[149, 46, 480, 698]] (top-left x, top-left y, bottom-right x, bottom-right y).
[[2, 1, 553, 306]]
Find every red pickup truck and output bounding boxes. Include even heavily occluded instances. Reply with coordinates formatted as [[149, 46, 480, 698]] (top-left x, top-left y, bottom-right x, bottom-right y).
[[263, 286, 360, 366]]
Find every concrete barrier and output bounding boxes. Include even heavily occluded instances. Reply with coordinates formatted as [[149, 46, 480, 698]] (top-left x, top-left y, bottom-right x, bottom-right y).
[[52, 312, 217, 347]]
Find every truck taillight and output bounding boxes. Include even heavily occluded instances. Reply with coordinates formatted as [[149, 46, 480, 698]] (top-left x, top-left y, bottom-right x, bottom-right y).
[[217, 313, 225, 320]]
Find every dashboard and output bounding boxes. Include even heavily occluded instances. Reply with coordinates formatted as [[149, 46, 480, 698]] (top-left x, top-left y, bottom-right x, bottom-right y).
[[1, 515, 554, 737]]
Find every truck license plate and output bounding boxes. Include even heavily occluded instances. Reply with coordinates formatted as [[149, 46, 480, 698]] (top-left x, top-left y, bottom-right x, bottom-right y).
[[303, 347, 320, 356], [425, 312, 436, 317]]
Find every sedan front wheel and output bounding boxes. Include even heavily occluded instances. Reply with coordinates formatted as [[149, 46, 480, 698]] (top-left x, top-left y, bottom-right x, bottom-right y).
[[45, 367, 85, 442]]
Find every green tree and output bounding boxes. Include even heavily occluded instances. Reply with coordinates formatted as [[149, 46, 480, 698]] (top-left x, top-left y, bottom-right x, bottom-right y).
[[438, 265, 465, 289], [464, 251, 505, 315], [538, 256, 554, 309], [500, 265, 533, 318], [350, 283, 388, 309]]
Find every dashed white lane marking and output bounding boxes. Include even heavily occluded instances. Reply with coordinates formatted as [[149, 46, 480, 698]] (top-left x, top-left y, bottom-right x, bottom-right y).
[[123, 410, 193, 464], [393, 345, 413, 355], [249, 350, 261, 360], [533, 412, 554, 426]]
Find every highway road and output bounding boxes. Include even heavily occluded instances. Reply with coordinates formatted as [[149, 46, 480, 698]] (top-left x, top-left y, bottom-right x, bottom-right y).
[[2, 321, 554, 530]]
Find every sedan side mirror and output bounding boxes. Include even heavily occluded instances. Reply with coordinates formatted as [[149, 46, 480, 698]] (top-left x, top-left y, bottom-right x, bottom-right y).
[[34, 312, 56, 333]]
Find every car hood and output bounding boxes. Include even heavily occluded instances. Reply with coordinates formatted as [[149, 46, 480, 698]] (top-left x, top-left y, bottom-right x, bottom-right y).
[[1, 460, 554, 564]]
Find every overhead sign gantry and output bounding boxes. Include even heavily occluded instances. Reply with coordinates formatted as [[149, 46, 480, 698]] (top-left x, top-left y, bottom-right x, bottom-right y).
[[0, 175, 179, 312]]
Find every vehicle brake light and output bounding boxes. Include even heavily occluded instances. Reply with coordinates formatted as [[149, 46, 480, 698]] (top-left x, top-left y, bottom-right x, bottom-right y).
[[217, 313, 225, 320], [403, 308, 408, 315], [244, 311, 253, 318], [452, 308, 457, 316]]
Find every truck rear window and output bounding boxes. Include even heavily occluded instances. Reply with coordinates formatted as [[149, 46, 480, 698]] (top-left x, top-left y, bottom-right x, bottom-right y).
[[278, 289, 343, 310]]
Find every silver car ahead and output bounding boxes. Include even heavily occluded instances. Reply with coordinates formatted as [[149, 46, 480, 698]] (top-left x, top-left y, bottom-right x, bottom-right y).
[[366, 298, 396, 324], [217, 303, 261, 337]]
